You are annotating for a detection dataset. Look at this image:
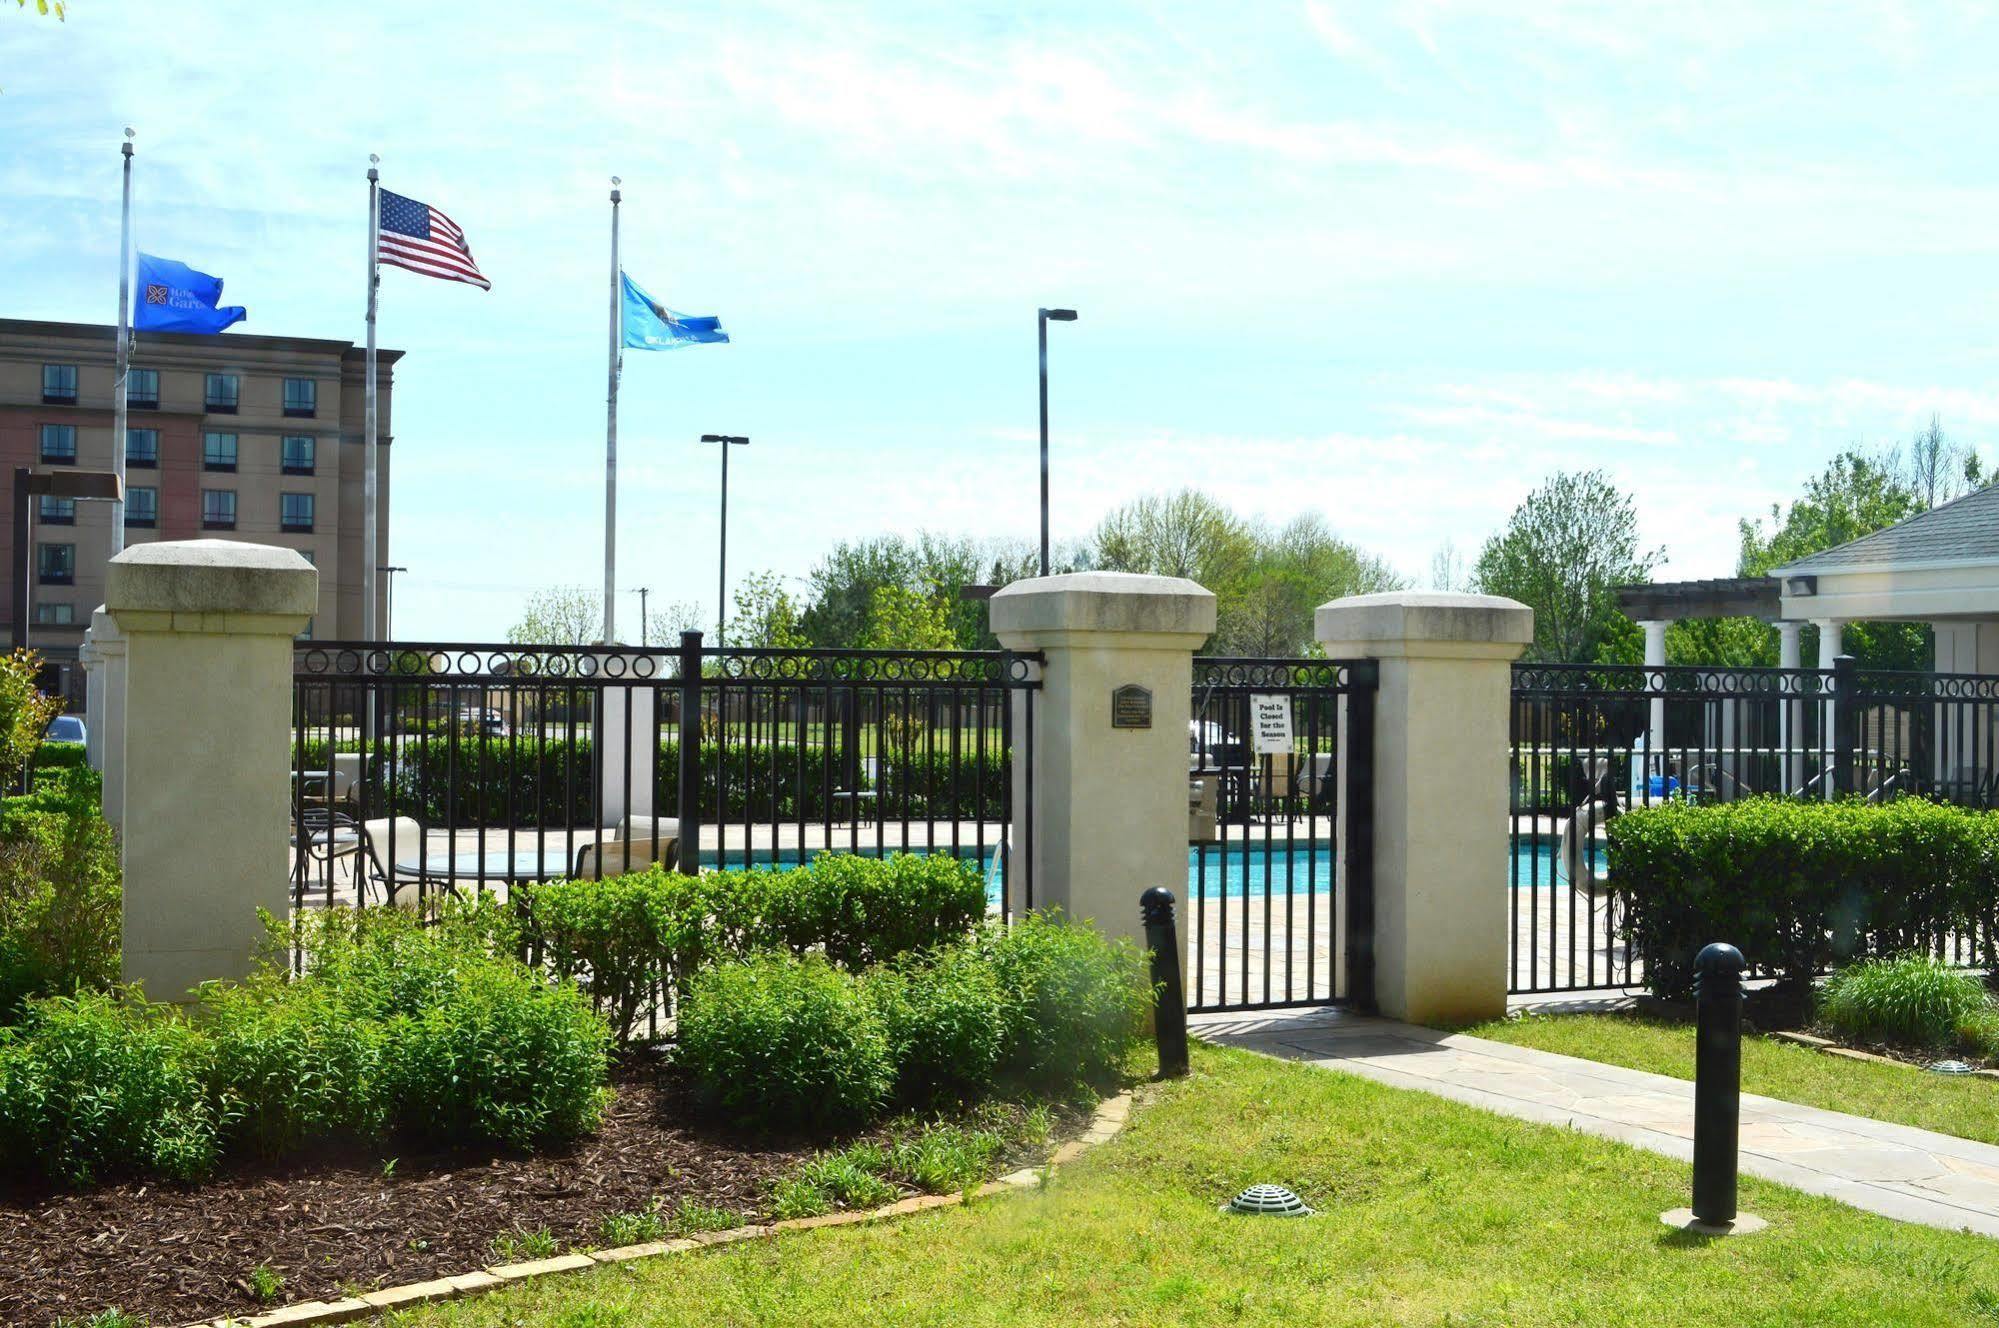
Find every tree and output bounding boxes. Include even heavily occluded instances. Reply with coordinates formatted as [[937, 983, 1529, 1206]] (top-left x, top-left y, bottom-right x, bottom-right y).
[[1472, 470, 1662, 664], [857, 583, 957, 651], [728, 572, 807, 650], [1220, 513, 1404, 655], [1427, 541, 1471, 593], [798, 538, 923, 649], [506, 587, 601, 646]]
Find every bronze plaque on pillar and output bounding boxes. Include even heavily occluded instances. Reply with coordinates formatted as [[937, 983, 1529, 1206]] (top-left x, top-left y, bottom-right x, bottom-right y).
[[1111, 684, 1153, 729]]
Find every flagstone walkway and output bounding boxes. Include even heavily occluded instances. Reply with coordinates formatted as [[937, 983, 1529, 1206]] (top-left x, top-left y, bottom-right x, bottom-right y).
[[1193, 1005, 1999, 1237]]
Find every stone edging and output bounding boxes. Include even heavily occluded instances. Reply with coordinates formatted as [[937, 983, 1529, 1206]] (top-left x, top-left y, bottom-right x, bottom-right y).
[[1768, 1029, 1999, 1078], [178, 1091, 1136, 1328]]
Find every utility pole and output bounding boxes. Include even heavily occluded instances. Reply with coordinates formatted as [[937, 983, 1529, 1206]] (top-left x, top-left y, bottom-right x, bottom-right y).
[[634, 586, 651, 646]]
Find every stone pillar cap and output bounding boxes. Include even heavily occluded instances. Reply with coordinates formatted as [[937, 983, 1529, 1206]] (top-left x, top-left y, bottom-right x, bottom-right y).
[[1316, 590, 1533, 650], [991, 572, 1217, 639], [108, 539, 318, 618]]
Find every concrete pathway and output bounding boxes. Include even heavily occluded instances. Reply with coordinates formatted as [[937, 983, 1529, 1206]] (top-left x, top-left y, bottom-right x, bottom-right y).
[[1194, 1005, 1999, 1238]]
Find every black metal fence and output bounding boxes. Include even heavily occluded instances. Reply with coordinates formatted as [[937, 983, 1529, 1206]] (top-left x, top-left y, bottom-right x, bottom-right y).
[[1509, 658, 1999, 994], [1186, 657, 1376, 1013], [290, 635, 1038, 915]]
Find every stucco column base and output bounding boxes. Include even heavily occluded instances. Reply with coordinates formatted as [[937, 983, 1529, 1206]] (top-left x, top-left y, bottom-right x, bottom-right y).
[[1316, 591, 1532, 1026], [991, 573, 1216, 958], [108, 540, 317, 1001]]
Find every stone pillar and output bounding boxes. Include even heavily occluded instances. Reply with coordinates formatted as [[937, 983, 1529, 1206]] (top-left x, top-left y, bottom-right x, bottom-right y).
[[1640, 619, 1670, 783], [1776, 620, 1803, 795], [78, 624, 103, 771], [107, 540, 316, 1000], [1814, 618, 1845, 800], [1316, 591, 1532, 1026], [990, 573, 1215, 954], [86, 607, 128, 829]]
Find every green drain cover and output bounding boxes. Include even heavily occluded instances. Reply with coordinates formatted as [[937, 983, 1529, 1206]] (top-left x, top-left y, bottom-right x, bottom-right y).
[[1222, 1184, 1313, 1217]]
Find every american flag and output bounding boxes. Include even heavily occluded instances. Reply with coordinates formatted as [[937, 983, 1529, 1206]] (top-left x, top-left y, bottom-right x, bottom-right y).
[[376, 188, 490, 290]]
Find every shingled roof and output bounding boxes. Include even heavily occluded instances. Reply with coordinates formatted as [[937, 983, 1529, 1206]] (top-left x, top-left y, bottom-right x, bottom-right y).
[[1777, 482, 1999, 573]]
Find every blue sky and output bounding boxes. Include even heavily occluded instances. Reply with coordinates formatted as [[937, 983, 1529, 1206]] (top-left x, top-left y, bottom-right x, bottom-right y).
[[9, 1, 1999, 639]]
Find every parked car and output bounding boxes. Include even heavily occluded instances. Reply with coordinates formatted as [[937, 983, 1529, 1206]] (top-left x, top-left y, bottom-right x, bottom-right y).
[[44, 715, 85, 746], [456, 707, 508, 738]]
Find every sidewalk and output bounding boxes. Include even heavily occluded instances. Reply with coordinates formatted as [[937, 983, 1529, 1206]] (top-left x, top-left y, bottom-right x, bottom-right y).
[[1193, 1005, 1999, 1237]]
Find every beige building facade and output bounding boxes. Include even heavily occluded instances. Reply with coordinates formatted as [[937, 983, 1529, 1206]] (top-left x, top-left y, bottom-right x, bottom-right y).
[[0, 318, 399, 704]]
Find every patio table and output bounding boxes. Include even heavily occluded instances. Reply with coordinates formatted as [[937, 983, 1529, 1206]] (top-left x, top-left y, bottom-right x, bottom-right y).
[[390, 843, 583, 886]]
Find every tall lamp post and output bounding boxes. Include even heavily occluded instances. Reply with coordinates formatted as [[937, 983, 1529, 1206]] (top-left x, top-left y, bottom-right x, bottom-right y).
[[1037, 307, 1077, 577], [12, 467, 123, 651], [699, 434, 750, 645], [378, 565, 407, 641]]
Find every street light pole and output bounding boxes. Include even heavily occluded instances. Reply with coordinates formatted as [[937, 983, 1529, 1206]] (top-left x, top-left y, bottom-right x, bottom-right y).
[[378, 565, 407, 641], [1036, 307, 1077, 577], [699, 435, 749, 645]]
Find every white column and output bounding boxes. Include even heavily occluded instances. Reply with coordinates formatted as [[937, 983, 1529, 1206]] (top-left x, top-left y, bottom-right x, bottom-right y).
[[596, 657, 659, 832], [108, 540, 317, 1000], [1317, 590, 1533, 1025], [1641, 619, 1669, 782], [1777, 619, 1802, 795], [1814, 618, 1845, 800], [78, 623, 103, 772], [991, 572, 1215, 956], [87, 607, 129, 830]]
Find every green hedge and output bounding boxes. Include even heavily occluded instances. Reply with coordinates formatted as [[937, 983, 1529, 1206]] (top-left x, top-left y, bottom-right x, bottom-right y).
[[0, 904, 610, 1187], [0, 766, 118, 1022], [1609, 797, 1999, 997], [675, 913, 1151, 1131], [292, 737, 1009, 827], [524, 852, 988, 1043]]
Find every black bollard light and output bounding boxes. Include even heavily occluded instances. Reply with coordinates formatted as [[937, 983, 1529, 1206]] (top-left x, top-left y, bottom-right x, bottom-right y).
[[1141, 887, 1190, 1078], [1691, 941, 1746, 1227]]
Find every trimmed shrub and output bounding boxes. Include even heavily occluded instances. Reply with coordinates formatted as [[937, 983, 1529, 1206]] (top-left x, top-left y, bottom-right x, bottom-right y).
[[526, 870, 696, 1044], [676, 953, 893, 1131], [866, 943, 1006, 1102], [1818, 955, 1991, 1052], [203, 977, 385, 1156], [379, 959, 611, 1148], [0, 990, 218, 1185], [0, 782, 120, 1021], [980, 912, 1151, 1094], [1609, 797, 1998, 997]]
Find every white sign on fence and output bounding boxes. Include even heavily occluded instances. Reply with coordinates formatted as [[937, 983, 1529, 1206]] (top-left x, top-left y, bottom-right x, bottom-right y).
[[1249, 694, 1294, 755]]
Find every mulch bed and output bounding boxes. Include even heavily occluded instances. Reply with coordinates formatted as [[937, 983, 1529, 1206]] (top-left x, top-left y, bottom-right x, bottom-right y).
[[0, 1054, 816, 1328]]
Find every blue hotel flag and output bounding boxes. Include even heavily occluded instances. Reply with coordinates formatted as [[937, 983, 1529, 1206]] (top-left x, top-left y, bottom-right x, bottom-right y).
[[621, 271, 727, 350], [133, 253, 246, 334]]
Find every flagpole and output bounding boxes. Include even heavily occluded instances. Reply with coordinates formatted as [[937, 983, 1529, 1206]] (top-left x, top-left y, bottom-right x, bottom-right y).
[[604, 177, 621, 645], [364, 156, 380, 645], [110, 128, 134, 557]]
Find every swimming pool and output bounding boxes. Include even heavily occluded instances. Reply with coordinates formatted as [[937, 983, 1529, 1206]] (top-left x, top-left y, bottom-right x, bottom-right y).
[[699, 836, 1603, 905]]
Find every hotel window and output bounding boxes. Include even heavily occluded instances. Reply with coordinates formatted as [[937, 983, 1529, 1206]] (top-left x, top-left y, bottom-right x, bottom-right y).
[[33, 602, 74, 627], [202, 489, 237, 530], [37, 496, 75, 526], [281, 434, 316, 475], [281, 492, 315, 533], [283, 378, 317, 417], [125, 486, 158, 528], [128, 367, 159, 408], [39, 424, 76, 464], [37, 543, 74, 585], [41, 364, 77, 404], [203, 431, 238, 471], [204, 372, 239, 413], [126, 427, 160, 468]]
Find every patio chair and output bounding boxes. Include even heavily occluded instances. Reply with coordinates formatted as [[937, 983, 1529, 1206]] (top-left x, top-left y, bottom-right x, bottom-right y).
[[580, 815, 681, 876], [358, 815, 428, 906], [291, 807, 362, 893]]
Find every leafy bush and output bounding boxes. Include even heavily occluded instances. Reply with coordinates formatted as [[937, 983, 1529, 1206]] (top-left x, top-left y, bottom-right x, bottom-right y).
[[0, 649, 62, 788], [521, 853, 988, 1044], [676, 953, 893, 1131], [1818, 955, 1992, 1051], [203, 976, 385, 1155], [866, 943, 1005, 1102], [1609, 797, 1998, 996], [0, 990, 218, 1185], [980, 913, 1151, 1094], [0, 788, 120, 1020]]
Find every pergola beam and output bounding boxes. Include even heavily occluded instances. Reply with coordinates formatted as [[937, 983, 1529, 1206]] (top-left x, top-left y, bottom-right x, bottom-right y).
[[1615, 576, 1780, 622]]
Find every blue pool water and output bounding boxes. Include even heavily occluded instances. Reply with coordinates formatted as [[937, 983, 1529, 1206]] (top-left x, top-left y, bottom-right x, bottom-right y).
[[701, 836, 1601, 906]]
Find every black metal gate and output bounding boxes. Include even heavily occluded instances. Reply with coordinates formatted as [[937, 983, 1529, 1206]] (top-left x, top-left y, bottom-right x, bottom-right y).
[[1186, 657, 1377, 1012]]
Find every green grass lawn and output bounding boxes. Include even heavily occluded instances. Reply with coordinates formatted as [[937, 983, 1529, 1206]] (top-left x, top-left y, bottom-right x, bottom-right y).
[[380, 1043, 1999, 1327], [1465, 1012, 1999, 1147]]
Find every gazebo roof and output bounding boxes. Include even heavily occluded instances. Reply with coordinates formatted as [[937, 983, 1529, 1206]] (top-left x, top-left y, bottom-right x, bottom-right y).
[[1776, 482, 1999, 574], [1614, 576, 1779, 621]]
